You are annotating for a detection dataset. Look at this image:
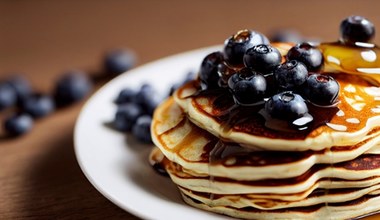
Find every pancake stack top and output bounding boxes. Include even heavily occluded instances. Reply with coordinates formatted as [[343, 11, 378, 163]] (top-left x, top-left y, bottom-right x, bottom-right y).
[[150, 15, 380, 219]]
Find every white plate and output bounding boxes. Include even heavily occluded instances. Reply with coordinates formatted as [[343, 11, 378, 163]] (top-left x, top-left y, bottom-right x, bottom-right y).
[[74, 46, 232, 220]]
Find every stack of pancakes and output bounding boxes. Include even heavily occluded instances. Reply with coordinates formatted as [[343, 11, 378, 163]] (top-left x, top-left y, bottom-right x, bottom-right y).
[[150, 45, 380, 219]]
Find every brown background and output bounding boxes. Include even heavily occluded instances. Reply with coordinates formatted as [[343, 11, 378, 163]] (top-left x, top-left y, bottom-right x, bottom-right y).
[[1, 0, 380, 219]]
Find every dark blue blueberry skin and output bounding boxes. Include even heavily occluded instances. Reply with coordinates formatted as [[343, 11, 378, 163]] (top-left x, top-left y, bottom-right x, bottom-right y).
[[132, 115, 152, 143], [304, 74, 340, 106], [199, 51, 224, 90], [6, 75, 32, 105], [115, 88, 137, 104], [0, 83, 17, 111], [265, 91, 308, 120], [274, 60, 308, 90], [340, 15, 375, 45], [54, 71, 92, 107], [217, 61, 237, 88], [224, 30, 270, 66], [113, 103, 143, 132], [228, 68, 266, 105], [135, 84, 162, 115], [286, 42, 323, 72], [243, 44, 282, 74], [105, 49, 136, 75], [4, 113, 33, 136], [22, 93, 55, 118]]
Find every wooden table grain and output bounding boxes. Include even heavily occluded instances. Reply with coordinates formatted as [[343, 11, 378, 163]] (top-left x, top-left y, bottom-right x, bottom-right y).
[[1, 1, 380, 219]]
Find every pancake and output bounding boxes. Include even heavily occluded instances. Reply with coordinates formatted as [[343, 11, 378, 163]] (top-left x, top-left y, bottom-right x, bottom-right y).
[[182, 193, 380, 220], [173, 73, 380, 151], [152, 97, 380, 181], [149, 36, 380, 219], [179, 185, 380, 210], [162, 152, 380, 195], [150, 147, 380, 201]]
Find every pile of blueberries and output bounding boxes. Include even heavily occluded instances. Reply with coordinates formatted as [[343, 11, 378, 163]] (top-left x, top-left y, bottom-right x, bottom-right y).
[[200, 30, 338, 124], [111, 71, 195, 144], [199, 15, 374, 125], [2, 49, 136, 137]]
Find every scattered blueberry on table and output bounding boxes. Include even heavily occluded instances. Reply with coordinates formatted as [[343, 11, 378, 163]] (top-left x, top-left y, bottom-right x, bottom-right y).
[[0, 47, 137, 137], [6, 75, 32, 106], [104, 49, 137, 75], [0, 83, 17, 111], [4, 113, 33, 136], [53, 70, 92, 107], [21, 93, 55, 118]]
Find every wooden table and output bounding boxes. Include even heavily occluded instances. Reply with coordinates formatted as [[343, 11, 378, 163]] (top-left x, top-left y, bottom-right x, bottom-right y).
[[1, 1, 380, 219]]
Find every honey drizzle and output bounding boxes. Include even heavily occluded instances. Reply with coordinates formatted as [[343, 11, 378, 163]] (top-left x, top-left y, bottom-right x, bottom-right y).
[[320, 42, 380, 85]]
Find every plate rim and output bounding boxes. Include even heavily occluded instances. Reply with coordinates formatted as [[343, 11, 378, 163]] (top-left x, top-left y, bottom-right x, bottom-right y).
[[73, 45, 228, 220]]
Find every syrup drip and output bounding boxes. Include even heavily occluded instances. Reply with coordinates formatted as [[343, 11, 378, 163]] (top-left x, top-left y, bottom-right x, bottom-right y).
[[192, 87, 339, 139], [320, 41, 380, 85]]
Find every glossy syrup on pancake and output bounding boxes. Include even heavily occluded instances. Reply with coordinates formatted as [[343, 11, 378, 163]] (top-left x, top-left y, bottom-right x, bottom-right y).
[[177, 70, 380, 141], [149, 37, 380, 219]]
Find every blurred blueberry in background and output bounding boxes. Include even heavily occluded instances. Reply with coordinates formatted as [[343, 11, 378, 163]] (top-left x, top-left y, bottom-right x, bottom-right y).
[[54, 70, 92, 107], [6, 75, 32, 106], [4, 113, 33, 136], [0, 83, 17, 111], [22, 93, 55, 118], [104, 49, 136, 75]]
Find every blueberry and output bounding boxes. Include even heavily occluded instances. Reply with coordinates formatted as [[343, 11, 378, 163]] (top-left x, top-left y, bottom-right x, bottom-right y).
[[265, 91, 308, 120], [115, 88, 137, 104], [274, 60, 308, 90], [304, 74, 340, 106], [135, 84, 162, 115], [224, 29, 270, 66], [243, 44, 282, 74], [22, 93, 55, 118], [217, 61, 238, 88], [4, 113, 33, 136], [228, 68, 266, 105], [286, 42, 323, 72], [0, 83, 17, 111], [132, 115, 152, 143], [105, 49, 136, 75], [54, 71, 92, 107], [340, 15, 375, 45], [199, 51, 224, 90], [113, 103, 143, 132], [6, 75, 32, 105]]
